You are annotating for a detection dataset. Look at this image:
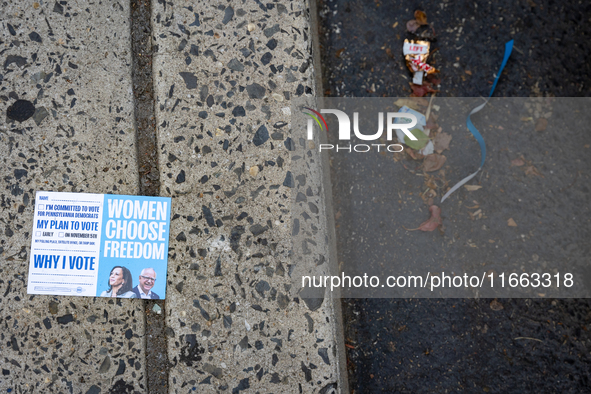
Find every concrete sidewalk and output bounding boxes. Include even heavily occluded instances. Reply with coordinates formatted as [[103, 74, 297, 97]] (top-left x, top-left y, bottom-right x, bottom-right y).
[[1, 1, 345, 393], [0, 1, 146, 393]]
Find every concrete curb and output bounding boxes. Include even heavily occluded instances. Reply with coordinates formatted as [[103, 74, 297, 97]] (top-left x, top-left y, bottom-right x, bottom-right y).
[[308, 0, 349, 392], [150, 0, 345, 392]]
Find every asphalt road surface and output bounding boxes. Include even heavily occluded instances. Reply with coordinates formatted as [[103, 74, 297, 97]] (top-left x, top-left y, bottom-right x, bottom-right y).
[[319, 0, 591, 392]]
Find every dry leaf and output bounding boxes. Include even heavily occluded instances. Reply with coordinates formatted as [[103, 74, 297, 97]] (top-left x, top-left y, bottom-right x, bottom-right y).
[[507, 218, 517, 227], [464, 185, 482, 191], [425, 177, 438, 190], [535, 117, 548, 132], [433, 132, 452, 153], [335, 211, 342, 220], [414, 10, 428, 25], [511, 157, 525, 167], [406, 148, 424, 161], [423, 154, 446, 172], [392, 22, 399, 28], [524, 165, 543, 177], [406, 19, 420, 33], [410, 82, 438, 97], [418, 205, 442, 231], [490, 300, 504, 311], [465, 70, 472, 75]]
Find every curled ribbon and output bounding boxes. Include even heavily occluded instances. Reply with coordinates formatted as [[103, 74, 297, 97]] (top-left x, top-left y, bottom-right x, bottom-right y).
[[441, 40, 514, 203]]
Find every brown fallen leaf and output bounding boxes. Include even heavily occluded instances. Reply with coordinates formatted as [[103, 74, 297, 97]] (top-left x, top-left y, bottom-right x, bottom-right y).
[[406, 148, 424, 161], [335, 48, 345, 58], [535, 117, 548, 132], [410, 82, 439, 97], [490, 299, 504, 311], [425, 177, 438, 190], [418, 205, 442, 231], [511, 157, 525, 167], [414, 10, 428, 25], [403, 205, 442, 232], [507, 218, 517, 227], [433, 131, 452, 153], [524, 165, 543, 177], [406, 19, 420, 33], [423, 154, 447, 172]]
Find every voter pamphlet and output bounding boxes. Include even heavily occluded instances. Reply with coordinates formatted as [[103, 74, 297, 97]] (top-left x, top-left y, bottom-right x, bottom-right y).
[[27, 191, 171, 299]]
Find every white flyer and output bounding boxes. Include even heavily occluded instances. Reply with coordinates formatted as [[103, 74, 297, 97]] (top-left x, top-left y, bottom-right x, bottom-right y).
[[28, 191, 171, 299]]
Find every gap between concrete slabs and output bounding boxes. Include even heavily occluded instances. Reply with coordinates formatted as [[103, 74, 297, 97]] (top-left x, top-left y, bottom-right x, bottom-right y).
[[0, 1, 146, 393], [149, 0, 348, 392], [130, 0, 169, 393]]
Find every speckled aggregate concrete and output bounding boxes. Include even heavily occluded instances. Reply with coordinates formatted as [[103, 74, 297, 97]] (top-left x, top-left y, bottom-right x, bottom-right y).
[[1, 2, 146, 393], [151, 1, 343, 392]]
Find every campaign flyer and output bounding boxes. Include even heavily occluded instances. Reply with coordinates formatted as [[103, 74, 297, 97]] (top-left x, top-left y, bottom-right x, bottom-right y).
[[27, 191, 171, 299]]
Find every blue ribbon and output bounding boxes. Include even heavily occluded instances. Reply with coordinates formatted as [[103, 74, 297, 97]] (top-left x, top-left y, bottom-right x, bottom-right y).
[[441, 40, 514, 202]]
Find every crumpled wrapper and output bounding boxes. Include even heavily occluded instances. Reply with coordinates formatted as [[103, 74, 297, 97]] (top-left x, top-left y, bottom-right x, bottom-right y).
[[403, 39, 438, 84]]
